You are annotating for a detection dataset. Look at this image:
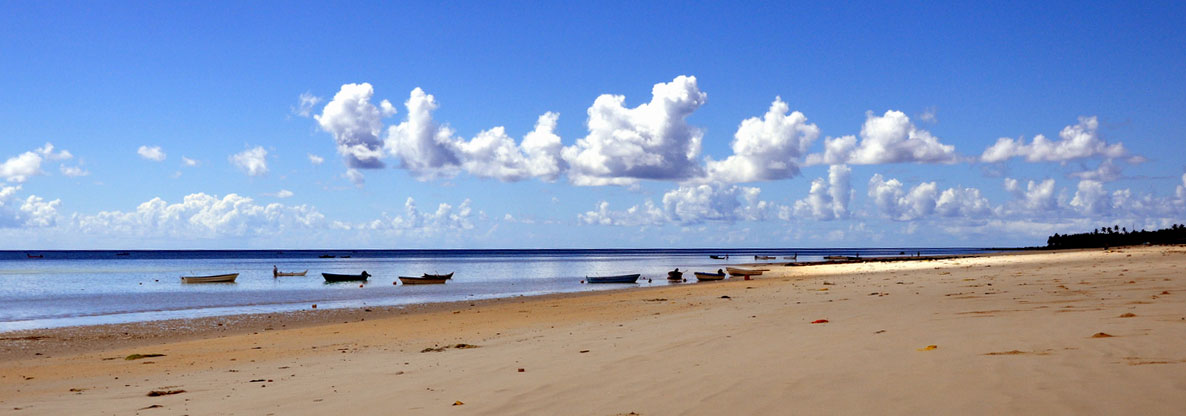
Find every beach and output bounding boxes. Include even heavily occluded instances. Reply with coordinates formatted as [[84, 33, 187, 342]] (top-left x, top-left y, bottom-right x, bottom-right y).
[[2, 246, 1184, 415]]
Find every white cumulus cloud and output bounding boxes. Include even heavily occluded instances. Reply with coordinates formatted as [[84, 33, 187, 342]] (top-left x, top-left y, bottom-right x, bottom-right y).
[[1, 143, 73, 183], [308, 154, 324, 165], [792, 165, 852, 220], [807, 110, 958, 165], [868, 174, 990, 220], [562, 75, 707, 186], [706, 97, 820, 183], [138, 145, 166, 162], [229, 146, 268, 176], [315, 83, 389, 169], [579, 183, 774, 226], [980, 116, 1126, 163]]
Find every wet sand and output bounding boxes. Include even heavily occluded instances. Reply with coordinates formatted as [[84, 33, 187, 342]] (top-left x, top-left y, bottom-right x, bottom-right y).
[[2, 246, 1184, 415]]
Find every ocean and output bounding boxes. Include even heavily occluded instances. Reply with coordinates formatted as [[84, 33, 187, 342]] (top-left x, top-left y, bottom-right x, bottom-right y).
[[0, 248, 992, 331]]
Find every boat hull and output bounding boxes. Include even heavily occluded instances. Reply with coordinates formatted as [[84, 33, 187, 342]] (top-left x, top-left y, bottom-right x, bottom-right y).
[[667, 271, 683, 280], [398, 276, 448, 285], [694, 272, 726, 281], [322, 272, 369, 282], [275, 270, 308, 277], [726, 267, 766, 276], [586, 273, 641, 284], [422, 272, 453, 280], [181, 273, 239, 283]]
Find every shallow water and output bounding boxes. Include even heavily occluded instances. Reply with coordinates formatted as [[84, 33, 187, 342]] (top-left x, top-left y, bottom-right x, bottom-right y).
[[0, 248, 990, 331]]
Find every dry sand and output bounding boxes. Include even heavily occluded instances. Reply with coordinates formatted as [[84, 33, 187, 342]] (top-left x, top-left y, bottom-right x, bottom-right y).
[[2, 246, 1185, 415]]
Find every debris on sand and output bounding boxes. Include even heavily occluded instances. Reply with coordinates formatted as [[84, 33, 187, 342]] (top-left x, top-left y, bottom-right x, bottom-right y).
[[1091, 332, 1114, 338], [125, 354, 165, 360], [146, 389, 185, 397]]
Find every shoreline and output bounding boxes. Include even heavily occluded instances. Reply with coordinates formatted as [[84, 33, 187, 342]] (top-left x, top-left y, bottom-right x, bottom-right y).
[[0, 249, 1051, 362], [0, 251, 1014, 361], [4, 246, 1183, 414]]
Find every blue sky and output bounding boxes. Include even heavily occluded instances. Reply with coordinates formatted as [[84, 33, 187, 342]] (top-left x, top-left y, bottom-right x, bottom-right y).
[[1, 1, 1184, 249]]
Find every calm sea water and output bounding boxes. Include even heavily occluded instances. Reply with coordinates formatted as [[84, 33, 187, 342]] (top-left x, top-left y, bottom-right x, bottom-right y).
[[0, 248, 991, 331]]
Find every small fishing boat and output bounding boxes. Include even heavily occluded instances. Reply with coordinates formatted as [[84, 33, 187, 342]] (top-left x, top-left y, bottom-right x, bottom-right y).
[[26, 253, 43, 259], [667, 268, 684, 280], [322, 271, 370, 282], [398, 275, 448, 285], [824, 255, 860, 261], [181, 273, 238, 283], [709, 255, 727, 260], [275, 269, 308, 277], [783, 254, 798, 260], [694, 271, 726, 281], [754, 255, 776, 260], [726, 267, 767, 276], [318, 254, 336, 258], [422, 272, 454, 280], [115, 252, 130, 256], [585, 273, 641, 284]]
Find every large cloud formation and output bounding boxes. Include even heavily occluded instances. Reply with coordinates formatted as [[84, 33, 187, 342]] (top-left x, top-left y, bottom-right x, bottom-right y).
[[807, 110, 958, 166], [315, 83, 393, 169], [562, 75, 708, 185], [981, 116, 1125, 163], [706, 97, 820, 183], [381, 88, 565, 181], [867, 174, 990, 221]]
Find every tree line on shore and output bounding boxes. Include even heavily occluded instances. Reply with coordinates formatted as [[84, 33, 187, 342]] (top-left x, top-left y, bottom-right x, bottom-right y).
[[1046, 224, 1186, 249]]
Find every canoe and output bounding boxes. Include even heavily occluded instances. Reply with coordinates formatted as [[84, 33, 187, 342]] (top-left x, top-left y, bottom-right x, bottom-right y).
[[275, 270, 308, 277], [318, 254, 336, 258], [322, 271, 370, 282], [423, 272, 454, 280], [667, 270, 684, 280], [181, 273, 238, 283], [586, 273, 640, 284], [726, 267, 767, 276], [709, 255, 726, 259], [694, 272, 726, 281], [782, 255, 798, 260], [754, 255, 776, 260], [398, 276, 448, 285]]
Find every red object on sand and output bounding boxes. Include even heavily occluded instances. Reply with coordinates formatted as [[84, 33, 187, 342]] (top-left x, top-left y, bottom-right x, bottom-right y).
[[811, 319, 829, 324]]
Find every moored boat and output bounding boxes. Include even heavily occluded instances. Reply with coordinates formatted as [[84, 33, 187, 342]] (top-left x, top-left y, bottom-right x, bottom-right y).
[[694, 271, 726, 281], [318, 254, 335, 258], [181, 273, 238, 283], [422, 272, 454, 280], [754, 255, 776, 260], [275, 270, 308, 277], [585, 273, 641, 284], [398, 276, 448, 285], [322, 271, 370, 282], [726, 266, 767, 276], [709, 255, 727, 260], [667, 268, 684, 280]]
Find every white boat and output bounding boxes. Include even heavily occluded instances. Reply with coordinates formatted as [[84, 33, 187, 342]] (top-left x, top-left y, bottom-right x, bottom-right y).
[[274, 269, 308, 277], [181, 273, 239, 283], [725, 267, 767, 276], [694, 271, 726, 281]]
